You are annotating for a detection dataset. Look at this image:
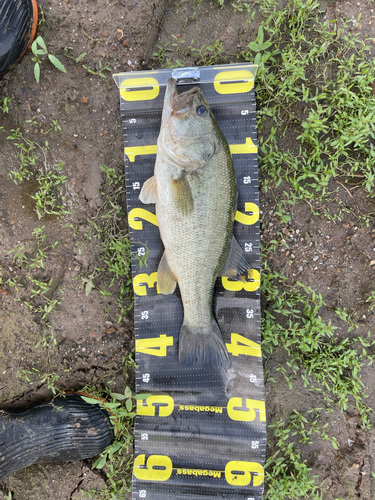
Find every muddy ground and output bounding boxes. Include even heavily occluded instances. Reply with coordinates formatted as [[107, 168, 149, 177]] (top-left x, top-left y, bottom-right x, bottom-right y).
[[0, 0, 375, 498]]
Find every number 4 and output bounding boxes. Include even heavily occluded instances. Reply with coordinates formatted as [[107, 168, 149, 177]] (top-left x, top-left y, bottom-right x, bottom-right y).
[[136, 335, 174, 357], [226, 333, 261, 358]]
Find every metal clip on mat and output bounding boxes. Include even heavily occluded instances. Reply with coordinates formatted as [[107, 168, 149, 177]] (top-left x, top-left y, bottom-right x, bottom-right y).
[[113, 63, 265, 500]]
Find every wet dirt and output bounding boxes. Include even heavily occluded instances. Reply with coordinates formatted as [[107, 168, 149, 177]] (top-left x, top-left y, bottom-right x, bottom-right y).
[[0, 0, 374, 498]]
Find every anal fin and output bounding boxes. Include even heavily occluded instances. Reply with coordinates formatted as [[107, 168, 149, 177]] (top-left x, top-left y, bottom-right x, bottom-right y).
[[157, 251, 177, 295]]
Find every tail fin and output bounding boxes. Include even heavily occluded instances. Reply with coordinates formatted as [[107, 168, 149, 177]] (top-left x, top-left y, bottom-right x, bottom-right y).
[[179, 319, 231, 368]]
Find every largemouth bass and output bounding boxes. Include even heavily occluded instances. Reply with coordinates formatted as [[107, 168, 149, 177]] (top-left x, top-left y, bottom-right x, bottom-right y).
[[140, 78, 250, 368]]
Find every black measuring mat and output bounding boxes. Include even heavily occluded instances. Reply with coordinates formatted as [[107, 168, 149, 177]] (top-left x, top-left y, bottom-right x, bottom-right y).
[[114, 64, 265, 500]]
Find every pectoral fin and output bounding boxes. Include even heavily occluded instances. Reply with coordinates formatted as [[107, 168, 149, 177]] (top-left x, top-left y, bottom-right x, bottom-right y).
[[220, 237, 252, 280], [171, 173, 193, 216], [139, 176, 157, 204], [157, 251, 177, 295]]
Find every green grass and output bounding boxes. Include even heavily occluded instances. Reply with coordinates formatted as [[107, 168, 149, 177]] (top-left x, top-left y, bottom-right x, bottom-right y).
[[247, 0, 375, 496], [152, 37, 225, 68], [244, 0, 375, 222], [82, 60, 113, 79], [261, 242, 375, 498], [5, 226, 63, 347], [19, 368, 62, 395], [0, 97, 11, 114], [265, 417, 323, 500], [79, 165, 133, 322], [262, 259, 375, 426], [5, 125, 70, 219]]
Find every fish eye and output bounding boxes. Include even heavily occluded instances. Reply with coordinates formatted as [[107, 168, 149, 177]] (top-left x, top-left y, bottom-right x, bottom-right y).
[[196, 105, 207, 116]]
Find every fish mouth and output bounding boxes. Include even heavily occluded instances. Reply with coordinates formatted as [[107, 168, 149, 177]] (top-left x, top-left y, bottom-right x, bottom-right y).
[[170, 85, 199, 114], [162, 78, 200, 121]]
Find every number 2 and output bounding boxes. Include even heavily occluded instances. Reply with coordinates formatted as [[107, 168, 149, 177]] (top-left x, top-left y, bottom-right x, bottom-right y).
[[128, 208, 158, 231]]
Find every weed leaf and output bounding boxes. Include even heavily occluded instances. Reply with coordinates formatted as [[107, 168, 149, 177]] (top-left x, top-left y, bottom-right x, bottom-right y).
[[34, 63, 40, 83], [31, 40, 38, 55], [48, 54, 67, 73], [76, 52, 86, 63], [36, 36, 47, 51], [80, 396, 100, 405], [134, 393, 151, 400], [85, 279, 94, 296], [93, 455, 107, 469]]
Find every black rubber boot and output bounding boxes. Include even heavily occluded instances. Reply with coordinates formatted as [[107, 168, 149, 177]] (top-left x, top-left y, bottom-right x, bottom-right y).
[[0, 393, 115, 481], [0, 0, 38, 77]]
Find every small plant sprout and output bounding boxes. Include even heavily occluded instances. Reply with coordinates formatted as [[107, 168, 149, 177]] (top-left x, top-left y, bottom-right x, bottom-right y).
[[0, 97, 11, 114], [82, 60, 113, 78], [246, 25, 279, 67], [63, 46, 87, 63], [31, 36, 66, 82], [189, 39, 224, 66]]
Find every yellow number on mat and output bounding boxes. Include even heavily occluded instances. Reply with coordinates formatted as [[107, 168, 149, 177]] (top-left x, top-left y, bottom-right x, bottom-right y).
[[134, 454, 173, 481], [227, 398, 266, 423], [226, 333, 261, 358], [225, 460, 264, 487], [120, 77, 159, 101], [125, 145, 158, 162], [136, 335, 174, 357], [133, 272, 159, 296], [137, 395, 175, 417], [221, 270, 260, 292], [235, 202, 259, 225], [229, 138, 257, 155], [128, 208, 158, 230], [125, 138, 257, 162]]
